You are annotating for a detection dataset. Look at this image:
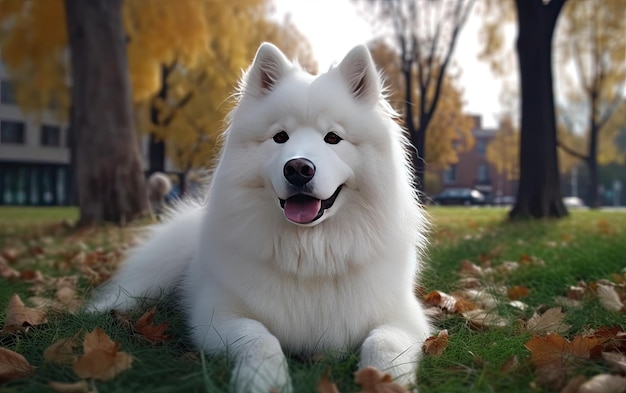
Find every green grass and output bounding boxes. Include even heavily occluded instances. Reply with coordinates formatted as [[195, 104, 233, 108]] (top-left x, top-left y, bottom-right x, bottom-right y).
[[0, 206, 625, 392]]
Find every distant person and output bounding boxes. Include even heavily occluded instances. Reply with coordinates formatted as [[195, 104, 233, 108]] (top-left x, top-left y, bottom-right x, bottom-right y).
[[147, 172, 172, 220]]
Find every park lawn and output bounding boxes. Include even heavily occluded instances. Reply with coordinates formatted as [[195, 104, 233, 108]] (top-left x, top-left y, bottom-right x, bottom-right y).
[[0, 206, 625, 392]]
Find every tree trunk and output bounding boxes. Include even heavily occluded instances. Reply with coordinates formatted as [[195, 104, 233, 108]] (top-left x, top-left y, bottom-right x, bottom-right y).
[[509, 0, 568, 219], [401, 58, 423, 191], [587, 121, 600, 208], [65, 0, 148, 227], [148, 66, 170, 174]]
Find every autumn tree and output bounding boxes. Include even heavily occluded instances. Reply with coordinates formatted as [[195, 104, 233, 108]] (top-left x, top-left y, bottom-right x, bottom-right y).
[[480, 0, 569, 219], [369, 39, 474, 172], [143, 10, 318, 186], [63, 0, 147, 226], [0, 0, 300, 215], [0, 0, 150, 225], [356, 0, 475, 191], [553, 0, 626, 208], [486, 117, 519, 185]]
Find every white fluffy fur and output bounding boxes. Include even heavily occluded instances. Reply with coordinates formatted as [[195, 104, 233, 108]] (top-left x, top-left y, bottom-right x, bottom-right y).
[[88, 43, 431, 393]]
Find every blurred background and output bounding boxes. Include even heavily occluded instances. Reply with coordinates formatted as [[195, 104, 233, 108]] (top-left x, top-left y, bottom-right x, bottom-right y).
[[0, 0, 624, 224]]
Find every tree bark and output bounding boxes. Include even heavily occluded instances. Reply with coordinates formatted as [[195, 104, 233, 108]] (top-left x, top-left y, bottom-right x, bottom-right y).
[[65, 0, 148, 227], [509, 0, 568, 219]]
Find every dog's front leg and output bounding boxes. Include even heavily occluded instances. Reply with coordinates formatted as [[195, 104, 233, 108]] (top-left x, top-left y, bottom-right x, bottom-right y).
[[214, 318, 292, 393], [359, 325, 423, 388]]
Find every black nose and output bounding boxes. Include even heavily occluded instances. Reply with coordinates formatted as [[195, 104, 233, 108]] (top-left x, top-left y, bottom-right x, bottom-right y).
[[283, 158, 316, 187]]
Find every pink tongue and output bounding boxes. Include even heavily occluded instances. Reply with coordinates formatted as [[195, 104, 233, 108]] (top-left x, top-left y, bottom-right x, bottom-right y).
[[284, 196, 321, 224]]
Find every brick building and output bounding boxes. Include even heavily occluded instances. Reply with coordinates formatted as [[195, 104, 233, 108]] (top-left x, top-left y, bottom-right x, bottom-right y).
[[435, 115, 517, 202]]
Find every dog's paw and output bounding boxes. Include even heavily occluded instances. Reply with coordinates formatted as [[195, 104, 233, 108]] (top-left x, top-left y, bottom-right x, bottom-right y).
[[231, 355, 292, 393], [359, 327, 421, 386]]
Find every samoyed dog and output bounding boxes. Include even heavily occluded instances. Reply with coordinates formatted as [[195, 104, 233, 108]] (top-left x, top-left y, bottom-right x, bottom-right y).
[[88, 43, 431, 393]]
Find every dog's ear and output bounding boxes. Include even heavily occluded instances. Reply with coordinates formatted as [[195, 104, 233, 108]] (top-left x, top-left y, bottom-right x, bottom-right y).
[[245, 43, 292, 97], [338, 45, 381, 105]]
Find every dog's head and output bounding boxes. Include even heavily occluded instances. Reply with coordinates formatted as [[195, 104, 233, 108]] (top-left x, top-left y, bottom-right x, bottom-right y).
[[222, 43, 402, 227]]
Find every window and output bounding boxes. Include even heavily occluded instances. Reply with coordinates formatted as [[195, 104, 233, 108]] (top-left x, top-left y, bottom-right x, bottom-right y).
[[477, 163, 490, 182], [476, 139, 487, 155], [443, 165, 457, 184], [0, 120, 26, 144], [0, 80, 16, 105], [41, 125, 61, 147]]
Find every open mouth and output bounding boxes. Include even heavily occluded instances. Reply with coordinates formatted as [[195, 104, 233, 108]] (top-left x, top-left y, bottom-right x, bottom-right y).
[[279, 186, 342, 224]]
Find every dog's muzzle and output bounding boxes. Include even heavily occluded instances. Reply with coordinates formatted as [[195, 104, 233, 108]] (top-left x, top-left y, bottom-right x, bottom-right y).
[[279, 186, 342, 225]]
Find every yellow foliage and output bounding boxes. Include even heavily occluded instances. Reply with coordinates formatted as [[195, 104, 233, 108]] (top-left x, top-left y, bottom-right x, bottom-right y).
[[486, 117, 519, 181], [369, 39, 474, 169]]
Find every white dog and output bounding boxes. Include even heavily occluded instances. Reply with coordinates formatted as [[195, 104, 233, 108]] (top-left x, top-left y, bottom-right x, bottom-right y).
[[88, 43, 431, 393]]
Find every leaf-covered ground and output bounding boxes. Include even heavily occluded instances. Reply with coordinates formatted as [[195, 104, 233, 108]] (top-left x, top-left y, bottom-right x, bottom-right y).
[[0, 206, 625, 393]]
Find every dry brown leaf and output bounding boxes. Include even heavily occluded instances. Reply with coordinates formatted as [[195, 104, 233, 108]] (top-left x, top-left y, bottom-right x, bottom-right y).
[[47, 380, 90, 393], [422, 330, 449, 357], [602, 352, 626, 374], [526, 333, 607, 370], [459, 259, 483, 277], [44, 336, 80, 365], [462, 310, 508, 329], [5, 293, 47, 327], [56, 286, 82, 312], [507, 285, 530, 300], [526, 307, 571, 335], [134, 306, 170, 343], [577, 374, 626, 393], [72, 327, 133, 381], [317, 369, 340, 393], [0, 257, 19, 279], [353, 366, 409, 393], [554, 296, 582, 309], [423, 291, 457, 312], [0, 347, 35, 382], [567, 285, 586, 300], [597, 285, 624, 312]]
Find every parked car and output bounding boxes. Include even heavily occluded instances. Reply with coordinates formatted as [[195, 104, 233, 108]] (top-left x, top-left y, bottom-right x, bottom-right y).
[[563, 196, 587, 208], [432, 188, 486, 206]]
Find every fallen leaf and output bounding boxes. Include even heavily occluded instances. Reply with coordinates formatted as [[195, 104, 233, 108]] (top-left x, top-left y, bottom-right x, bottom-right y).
[[317, 369, 340, 393], [44, 336, 80, 365], [134, 306, 170, 343], [459, 260, 483, 277], [577, 374, 626, 393], [526, 333, 607, 370], [526, 307, 571, 334], [0, 257, 19, 279], [56, 286, 82, 312], [0, 347, 35, 382], [5, 293, 47, 328], [424, 291, 457, 312], [72, 327, 133, 381], [507, 286, 530, 300], [597, 285, 624, 312], [422, 329, 449, 357], [554, 296, 582, 309], [353, 366, 409, 393], [47, 380, 90, 393], [462, 309, 508, 329]]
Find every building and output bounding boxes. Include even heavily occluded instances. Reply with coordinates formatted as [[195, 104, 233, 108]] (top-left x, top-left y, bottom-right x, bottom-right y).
[[435, 115, 517, 202], [0, 60, 72, 206], [0, 61, 180, 206]]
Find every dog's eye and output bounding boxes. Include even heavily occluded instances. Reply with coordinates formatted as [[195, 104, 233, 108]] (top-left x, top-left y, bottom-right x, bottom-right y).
[[324, 132, 342, 145], [272, 131, 289, 144]]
